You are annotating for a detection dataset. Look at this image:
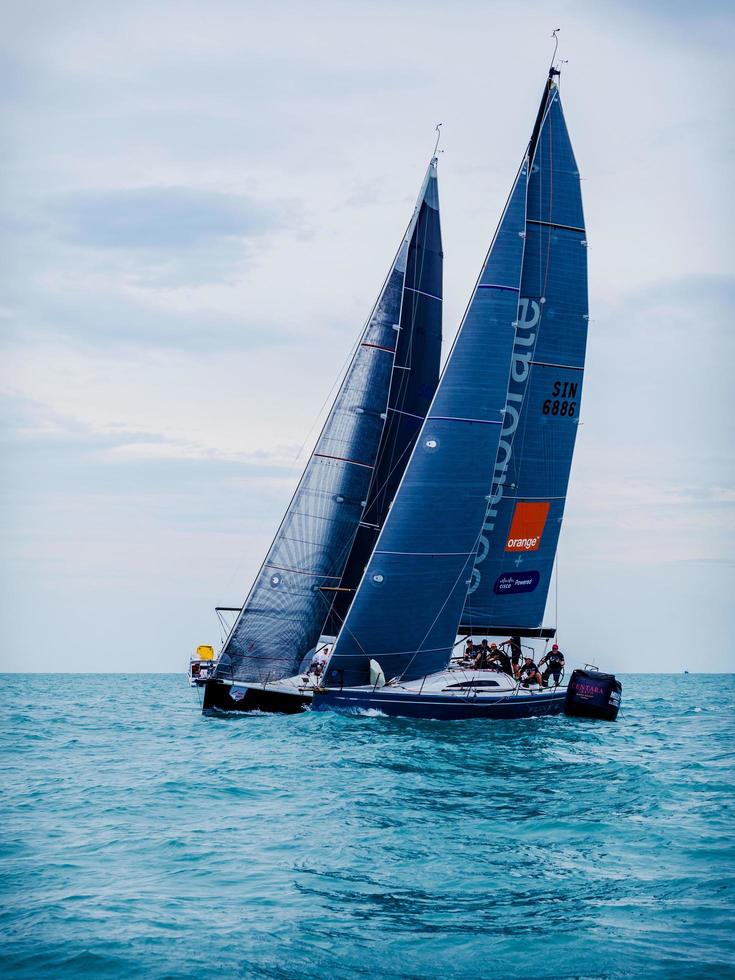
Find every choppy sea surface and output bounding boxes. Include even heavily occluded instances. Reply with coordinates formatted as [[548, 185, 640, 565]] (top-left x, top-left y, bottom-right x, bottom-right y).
[[1, 674, 733, 979]]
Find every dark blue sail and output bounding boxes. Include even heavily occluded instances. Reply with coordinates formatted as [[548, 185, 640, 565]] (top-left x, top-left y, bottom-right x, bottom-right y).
[[325, 164, 528, 687], [215, 162, 441, 683], [323, 171, 442, 636], [462, 77, 588, 632]]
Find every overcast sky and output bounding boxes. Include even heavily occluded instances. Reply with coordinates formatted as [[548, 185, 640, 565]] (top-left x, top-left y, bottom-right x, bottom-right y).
[[1, 0, 733, 674]]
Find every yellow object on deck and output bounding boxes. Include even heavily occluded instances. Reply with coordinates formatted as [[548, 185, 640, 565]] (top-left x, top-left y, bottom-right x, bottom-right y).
[[196, 645, 215, 661]]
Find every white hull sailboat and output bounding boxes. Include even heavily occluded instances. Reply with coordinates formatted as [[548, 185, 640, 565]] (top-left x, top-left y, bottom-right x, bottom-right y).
[[195, 56, 622, 724]]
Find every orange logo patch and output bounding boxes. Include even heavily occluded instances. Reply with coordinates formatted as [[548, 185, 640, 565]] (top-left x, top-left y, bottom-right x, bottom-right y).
[[505, 502, 550, 552]]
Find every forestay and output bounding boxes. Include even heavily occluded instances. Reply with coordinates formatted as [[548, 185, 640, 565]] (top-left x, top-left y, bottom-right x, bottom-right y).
[[462, 77, 587, 632], [325, 163, 529, 687], [215, 162, 442, 683]]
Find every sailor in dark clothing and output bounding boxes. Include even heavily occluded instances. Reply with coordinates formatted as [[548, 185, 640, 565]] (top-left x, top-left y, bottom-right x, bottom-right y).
[[539, 644, 565, 687], [519, 655, 542, 687], [464, 639, 476, 664], [488, 644, 513, 676], [503, 635, 523, 677], [474, 639, 491, 670]]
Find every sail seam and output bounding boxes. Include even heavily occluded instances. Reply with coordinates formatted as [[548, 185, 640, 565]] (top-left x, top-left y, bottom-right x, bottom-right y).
[[389, 407, 425, 420], [477, 284, 520, 292], [265, 563, 341, 579], [530, 360, 584, 371], [313, 453, 374, 469], [428, 416, 502, 425], [404, 285, 442, 302], [376, 550, 474, 557], [504, 494, 566, 500], [527, 218, 584, 233], [361, 342, 396, 353]]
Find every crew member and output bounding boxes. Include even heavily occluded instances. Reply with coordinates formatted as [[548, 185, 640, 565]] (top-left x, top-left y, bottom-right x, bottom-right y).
[[503, 635, 523, 676], [474, 639, 491, 670], [518, 655, 542, 687], [539, 644, 565, 687], [464, 639, 476, 664], [488, 644, 513, 676], [307, 645, 329, 678]]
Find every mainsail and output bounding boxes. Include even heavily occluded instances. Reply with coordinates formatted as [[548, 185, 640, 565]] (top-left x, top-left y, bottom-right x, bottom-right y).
[[326, 68, 586, 687], [215, 160, 442, 683], [461, 72, 587, 633], [325, 163, 529, 686]]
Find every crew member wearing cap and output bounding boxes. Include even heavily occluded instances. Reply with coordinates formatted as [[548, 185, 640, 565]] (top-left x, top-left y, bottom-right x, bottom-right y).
[[539, 644, 565, 687], [487, 643, 513, 675], [518, 654, 543, 687]]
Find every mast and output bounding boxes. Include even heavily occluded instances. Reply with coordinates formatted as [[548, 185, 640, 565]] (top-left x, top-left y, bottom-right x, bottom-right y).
[[528, 66, 560, 164]]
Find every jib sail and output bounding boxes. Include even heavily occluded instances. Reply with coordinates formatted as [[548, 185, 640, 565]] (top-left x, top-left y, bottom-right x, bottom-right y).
[[323, 165, 442, 636], [215, 160, 442, 683]]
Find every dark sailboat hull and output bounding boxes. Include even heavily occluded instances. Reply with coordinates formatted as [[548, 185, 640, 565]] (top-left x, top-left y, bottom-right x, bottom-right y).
[[312, 686, 566, 720], [201, 680, 310, 716]]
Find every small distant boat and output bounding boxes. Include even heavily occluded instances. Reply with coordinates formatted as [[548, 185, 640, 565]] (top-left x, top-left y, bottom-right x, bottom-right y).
[[188, 645, 215, 686], [194, 154, 444, 715], [313, 62, 621, 722]]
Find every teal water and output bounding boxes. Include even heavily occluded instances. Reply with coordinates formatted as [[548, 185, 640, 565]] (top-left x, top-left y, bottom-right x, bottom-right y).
[[1, 674, 733, 979]]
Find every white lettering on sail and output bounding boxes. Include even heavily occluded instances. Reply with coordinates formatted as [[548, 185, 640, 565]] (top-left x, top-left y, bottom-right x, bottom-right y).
[[467, 298, 539, 596]]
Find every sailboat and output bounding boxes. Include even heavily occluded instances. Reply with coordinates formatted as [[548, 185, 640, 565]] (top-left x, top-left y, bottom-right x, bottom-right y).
[[312, 66, 622, 721], [195, 155, 443, 714]]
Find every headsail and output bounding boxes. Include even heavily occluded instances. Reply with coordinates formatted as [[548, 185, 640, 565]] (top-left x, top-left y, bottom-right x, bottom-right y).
[[215, 161, 442, 683], [461, 72, 587, 633], [323, 170, 442, 635], [325, 162, 529, 687]]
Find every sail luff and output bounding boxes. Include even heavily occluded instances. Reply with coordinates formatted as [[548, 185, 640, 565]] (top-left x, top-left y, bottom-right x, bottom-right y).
[[215, 160, 442, 683]]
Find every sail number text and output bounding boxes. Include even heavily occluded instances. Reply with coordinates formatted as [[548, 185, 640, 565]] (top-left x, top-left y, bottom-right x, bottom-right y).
[[542, 380, 578, 417]]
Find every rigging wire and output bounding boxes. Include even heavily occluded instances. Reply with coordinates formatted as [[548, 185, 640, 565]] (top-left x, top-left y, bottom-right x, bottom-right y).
[[555, 550, 559, 643]]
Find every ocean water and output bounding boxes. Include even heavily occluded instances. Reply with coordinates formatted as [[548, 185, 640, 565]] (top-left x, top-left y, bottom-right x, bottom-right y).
[[1, 674, 733, 979]]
